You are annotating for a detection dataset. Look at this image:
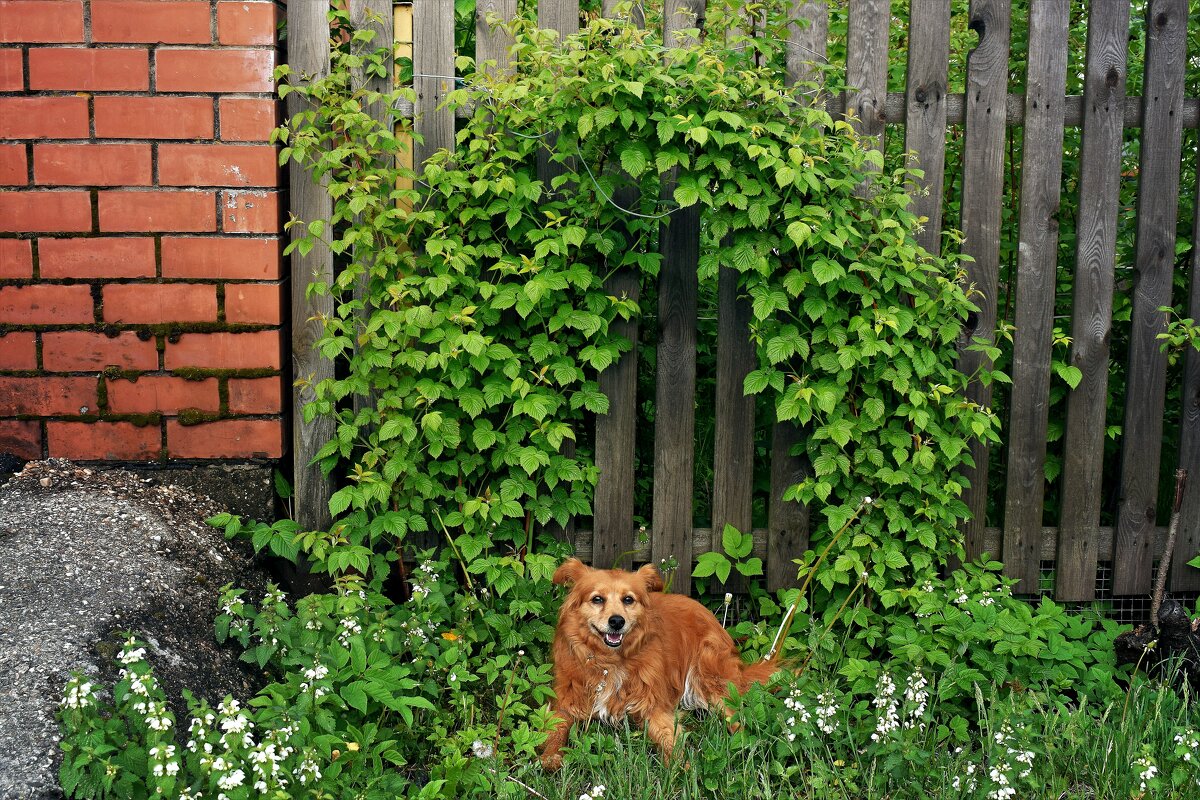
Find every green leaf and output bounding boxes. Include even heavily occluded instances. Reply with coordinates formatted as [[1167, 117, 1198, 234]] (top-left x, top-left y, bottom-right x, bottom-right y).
[[620, 144, 649, 178], [341, 682, 369, 714]]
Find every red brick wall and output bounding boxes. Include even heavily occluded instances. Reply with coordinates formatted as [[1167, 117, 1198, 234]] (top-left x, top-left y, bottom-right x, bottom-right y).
[[0, 0, 285, 462]]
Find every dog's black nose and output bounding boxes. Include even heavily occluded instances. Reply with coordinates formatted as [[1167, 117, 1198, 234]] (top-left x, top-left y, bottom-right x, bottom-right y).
[[608, 615, 625, 630]]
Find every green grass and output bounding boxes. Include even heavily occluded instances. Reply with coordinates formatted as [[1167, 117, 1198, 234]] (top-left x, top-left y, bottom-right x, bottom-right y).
[[492, 673, 1200, 800]]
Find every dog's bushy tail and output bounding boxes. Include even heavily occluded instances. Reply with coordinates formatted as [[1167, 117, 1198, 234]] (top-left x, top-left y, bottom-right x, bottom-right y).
[[738, 658, 779, 691]]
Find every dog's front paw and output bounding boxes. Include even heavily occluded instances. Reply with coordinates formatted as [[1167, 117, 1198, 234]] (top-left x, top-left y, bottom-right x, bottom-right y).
[[540, 752, 563, 772]]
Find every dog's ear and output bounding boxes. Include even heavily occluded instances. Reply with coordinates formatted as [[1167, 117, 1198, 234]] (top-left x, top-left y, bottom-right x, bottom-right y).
[[637, 563, 664, 592], [553, 558, 587, 586]]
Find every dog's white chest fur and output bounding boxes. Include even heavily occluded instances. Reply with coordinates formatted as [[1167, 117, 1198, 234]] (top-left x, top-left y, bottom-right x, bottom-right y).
[[591, 669, 626, 724]]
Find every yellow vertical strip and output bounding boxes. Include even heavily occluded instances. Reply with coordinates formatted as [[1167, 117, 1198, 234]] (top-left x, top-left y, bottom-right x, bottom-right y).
[[394, 2, 414, 211]]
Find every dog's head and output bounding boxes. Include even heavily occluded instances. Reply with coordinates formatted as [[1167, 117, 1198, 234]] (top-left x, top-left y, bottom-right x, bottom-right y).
[[552, 558, 663, 654]]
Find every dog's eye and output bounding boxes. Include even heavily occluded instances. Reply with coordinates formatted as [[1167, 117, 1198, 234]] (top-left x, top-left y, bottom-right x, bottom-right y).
[[622, 596, 635, 606], [590, 595, 604, 605]]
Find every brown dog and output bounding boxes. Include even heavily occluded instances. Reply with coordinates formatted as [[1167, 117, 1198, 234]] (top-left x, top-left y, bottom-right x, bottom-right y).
[[540, 558, 777, 770]]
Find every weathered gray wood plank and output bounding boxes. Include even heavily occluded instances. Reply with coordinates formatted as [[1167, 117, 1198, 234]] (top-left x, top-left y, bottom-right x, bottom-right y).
[[903, 0, 950, 256], [845, 0, 890, 183], [415, 92, 1200, 131], [476, 0, 517, 75], [1001, 0, 1069, 594], [348, 0, 393, 420], [957, 0, 1012, 560], [786, 0, 827, 88], [1113, 0, 1187, 596], [1172, 157, 1200, 590], [287, 0, 336, 532], [767, 420, 809, 591], [651, 0, 705, 595], [591, 1, 643, 571], [712, 263, 756, 591], [539, 0, 579, 38], [412, 0, 455, 170], [1056, 0, 1132, 602], [767, 0, 825, 592]]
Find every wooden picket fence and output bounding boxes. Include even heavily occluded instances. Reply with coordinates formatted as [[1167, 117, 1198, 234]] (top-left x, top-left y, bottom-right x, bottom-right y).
[[288, 0, 1200, 603]]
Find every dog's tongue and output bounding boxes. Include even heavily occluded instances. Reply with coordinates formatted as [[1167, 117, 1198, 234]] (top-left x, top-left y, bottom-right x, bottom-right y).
[[604, 632, 622, 647]]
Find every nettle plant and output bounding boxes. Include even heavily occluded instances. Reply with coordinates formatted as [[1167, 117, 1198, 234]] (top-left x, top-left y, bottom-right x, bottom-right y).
[[279, 1, 999, 611]]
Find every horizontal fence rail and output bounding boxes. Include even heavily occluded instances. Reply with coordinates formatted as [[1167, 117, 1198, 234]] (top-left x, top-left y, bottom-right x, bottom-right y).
[[290, 0, 1200, 607]]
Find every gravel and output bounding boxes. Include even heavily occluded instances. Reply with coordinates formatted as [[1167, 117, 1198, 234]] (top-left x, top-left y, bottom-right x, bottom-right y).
[[0, 460, 273, 799]]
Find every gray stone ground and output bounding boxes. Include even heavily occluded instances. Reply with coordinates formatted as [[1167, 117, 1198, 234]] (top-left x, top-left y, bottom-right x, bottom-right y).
[[0, 460, 272, 799]]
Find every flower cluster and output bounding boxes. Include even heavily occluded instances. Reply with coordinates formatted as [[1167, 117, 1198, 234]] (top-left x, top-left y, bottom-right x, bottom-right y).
[[871, 672, 899, 742], [337, 616, 364, 648], [782, 686, 811, 743], [61, 676, 95, 710], [300, 662, 330, 699], [1134, 753, 1159, 794], [979, 723, 1035, 800], [580, 784, 606, 800], [814, 690, 837, 735], [409, 560, 441, 601]]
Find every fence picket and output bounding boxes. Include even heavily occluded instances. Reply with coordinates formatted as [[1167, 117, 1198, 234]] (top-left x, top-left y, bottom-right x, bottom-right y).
[[652, 0, 706, 594], [287, 0, 336, 534], [712, 262, 756, 591], [591, 2, 643, 571], [1001, 0, 1069, 593], [903, 0, 950, 256], [1113, 0, 1187, 596], [476, 0, 517, 74], [1172, 150, 1200, 590], [348, 0, 393, 420], [845, 0, 890, 170], [413, 0, 455, 169], [957, 0, 1012, 561], [767, 0, 827, 593], [1056, 0, 1132, 602]]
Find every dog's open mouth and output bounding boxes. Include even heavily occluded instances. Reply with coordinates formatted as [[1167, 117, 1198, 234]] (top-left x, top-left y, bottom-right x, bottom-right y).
[[593, 626, 625, 648]]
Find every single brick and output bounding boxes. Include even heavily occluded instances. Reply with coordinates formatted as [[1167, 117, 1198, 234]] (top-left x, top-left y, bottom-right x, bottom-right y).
[[217, 1, 277, 46], [0, 96, 89, 139], [39, 237, 155, 279], [106, 375, 219, 414], [0, 238, 32, 278], [91, 0, 211, 44], [0, 1, 84, 43], [218, 97, 279, 142], [94, 96, 214, 140], [34, 143, 152, 187], [47, 420, 160, 460], [0, 419, 41, 459], [0, 331, 36, 370], [0, 191, 91, 232], [227, 376, 281, 414], [224, 282, 281, 325], [0, 48, 22, 91], [0, 143, 26, 185], [43, 330, 158, 371], [28, 48, 149, 91], [0, 284, 94, 324], [159, 144, 279, 188], [221, 190, 278, 234], [156, 49, 274, 93], [103, 283, 217, 324], [98, 190, 216, 233], [167, 418, 282, 459], [161, 236, 280, 280], [165, 330, 280, 370], [0, 375, 96, 415]]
